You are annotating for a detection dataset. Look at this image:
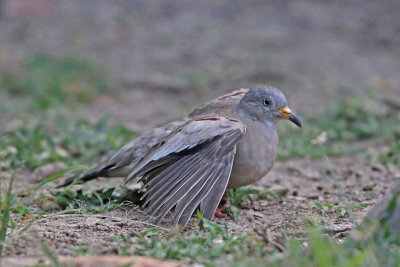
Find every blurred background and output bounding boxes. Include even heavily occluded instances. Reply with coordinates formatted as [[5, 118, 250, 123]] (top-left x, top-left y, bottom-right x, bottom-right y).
[[1, 0, 399, 131]]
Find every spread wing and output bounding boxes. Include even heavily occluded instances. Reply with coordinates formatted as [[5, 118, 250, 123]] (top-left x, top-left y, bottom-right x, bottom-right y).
[[58, 88, 248, 188], [125, 116, 246, 227], [57, 120, 188, 187], [95, 120, 188, 174]]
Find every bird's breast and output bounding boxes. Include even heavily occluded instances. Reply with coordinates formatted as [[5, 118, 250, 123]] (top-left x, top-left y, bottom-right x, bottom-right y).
[[228, 124, 278, 188]]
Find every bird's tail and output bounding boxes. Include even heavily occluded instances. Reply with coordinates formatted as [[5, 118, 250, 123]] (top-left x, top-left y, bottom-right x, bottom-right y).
[[56, 163, 116, 188], [57, 170, 101, 188], [57, 161, 126, 188]]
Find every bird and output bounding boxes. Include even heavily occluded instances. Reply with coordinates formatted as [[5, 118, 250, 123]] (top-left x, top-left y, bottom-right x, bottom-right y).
[[59, 85, 302, 228]]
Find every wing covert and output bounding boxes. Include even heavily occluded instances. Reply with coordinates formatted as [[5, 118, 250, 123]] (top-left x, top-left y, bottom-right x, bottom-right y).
[[125, 116, 246, 227]]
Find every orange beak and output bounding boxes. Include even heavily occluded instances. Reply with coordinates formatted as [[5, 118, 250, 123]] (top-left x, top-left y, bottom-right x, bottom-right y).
[[278, 107, 302, 128]]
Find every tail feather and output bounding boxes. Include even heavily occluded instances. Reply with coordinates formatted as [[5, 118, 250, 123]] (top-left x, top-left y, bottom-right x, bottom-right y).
[[57, 164, 115, 188], [57, 172, 98, 188]]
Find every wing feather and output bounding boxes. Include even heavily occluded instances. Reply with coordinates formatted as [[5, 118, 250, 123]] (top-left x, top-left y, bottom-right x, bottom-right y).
[[145, 157, 208, 212], [124, 118, 245, 184], [200, 151, 235, 220], [143, 136, 227, 209], [154, 166, 218, 225], [140, 155, 197, 201], [124, 116, 245, 227], [149, 160, 213, 217], [146, 136, 226, 215], [173, 150, 235, 226]]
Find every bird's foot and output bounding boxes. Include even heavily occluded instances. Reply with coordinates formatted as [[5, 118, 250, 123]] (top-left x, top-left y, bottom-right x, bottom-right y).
[[214, 203, 229, 218], [214, 208, 227, 218]]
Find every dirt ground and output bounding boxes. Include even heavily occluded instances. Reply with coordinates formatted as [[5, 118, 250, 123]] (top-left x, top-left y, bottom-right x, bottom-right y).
[[1, 0, 400, 263], [4, 154, 400, 259]]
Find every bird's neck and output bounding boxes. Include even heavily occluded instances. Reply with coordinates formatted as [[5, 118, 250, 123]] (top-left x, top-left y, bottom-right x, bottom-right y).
[[235, 107, 276, 130]]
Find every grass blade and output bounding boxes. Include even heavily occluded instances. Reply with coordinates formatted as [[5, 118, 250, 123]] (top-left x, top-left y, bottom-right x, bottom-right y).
[[31, 165, 88, 192], [0, 175, 14, 254], [41, 241, 61, 267]]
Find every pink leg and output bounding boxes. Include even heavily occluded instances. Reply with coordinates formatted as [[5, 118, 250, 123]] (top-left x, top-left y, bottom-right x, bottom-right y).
[[214, 202, 229, 218], [214, 207, 227, 218]]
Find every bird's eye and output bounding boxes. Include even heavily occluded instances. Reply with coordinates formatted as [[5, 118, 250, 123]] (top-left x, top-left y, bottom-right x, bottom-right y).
[[262, 98, 271, 106]]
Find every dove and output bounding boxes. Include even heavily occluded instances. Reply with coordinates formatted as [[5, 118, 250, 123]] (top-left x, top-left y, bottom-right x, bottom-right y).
[[59, 85, 302, 228]]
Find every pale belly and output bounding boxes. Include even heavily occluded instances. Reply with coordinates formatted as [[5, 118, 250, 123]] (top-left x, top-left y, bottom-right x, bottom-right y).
[[228, 125, 278, 188]]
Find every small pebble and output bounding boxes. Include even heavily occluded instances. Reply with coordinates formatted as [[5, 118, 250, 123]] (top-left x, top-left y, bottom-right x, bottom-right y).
[[362, 184, 376, 191]]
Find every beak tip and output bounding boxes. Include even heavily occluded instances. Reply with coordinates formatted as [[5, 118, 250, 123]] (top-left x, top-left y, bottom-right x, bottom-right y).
[[289, 113, 302, 128], [297, 120, 302, 128]]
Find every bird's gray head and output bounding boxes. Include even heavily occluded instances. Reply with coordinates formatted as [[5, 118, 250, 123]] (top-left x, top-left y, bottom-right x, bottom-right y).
[[236, 86, 302, 127]]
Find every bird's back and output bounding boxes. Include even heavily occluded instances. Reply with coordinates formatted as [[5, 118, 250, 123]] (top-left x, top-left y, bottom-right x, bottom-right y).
[[189, 88, 248, 118], [61, 89, 249, 185], [122, 88, 249, 170]]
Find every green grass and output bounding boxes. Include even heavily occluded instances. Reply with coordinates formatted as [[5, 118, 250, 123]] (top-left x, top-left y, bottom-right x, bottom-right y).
[[0, 55, 133, 170], [0, 116, 133, 168], [225, 187, 286, 220], [0, 176, 14, 255], [49, 185, 143, 214], [115, 215, 262, 266], [313, 201, 367, 217], [273, 225, 374, 267], [2, 54, 108, 110], [106, 215, 400, 267]]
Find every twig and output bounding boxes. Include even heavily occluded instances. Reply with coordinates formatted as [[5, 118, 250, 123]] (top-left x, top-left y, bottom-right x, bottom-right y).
[[256, 228, 286, 253], [322, 153, 357, 226]]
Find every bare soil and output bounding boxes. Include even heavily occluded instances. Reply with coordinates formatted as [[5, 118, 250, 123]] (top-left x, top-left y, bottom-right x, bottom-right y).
[[4, 155, 400, 260]]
